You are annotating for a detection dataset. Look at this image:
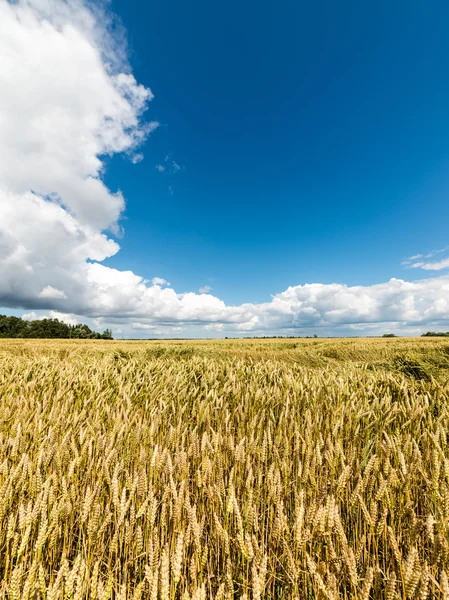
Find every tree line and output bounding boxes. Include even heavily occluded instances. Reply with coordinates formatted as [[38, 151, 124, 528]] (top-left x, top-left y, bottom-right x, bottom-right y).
[[0, 315, 113, 339], [421, 331, 449, 337]]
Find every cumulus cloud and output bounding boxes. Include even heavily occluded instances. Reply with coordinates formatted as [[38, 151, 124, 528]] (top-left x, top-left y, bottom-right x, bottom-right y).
[[23, 311, 79, 326], [152, 277, 170, 287], [199, 285, 213, 294], [34, 272, 449, 333], [0, 1, 157, 230], [0, 0, 152, 309], [262, 277, 449, 330], [2, 0, 449, 338], [39, 286, 67, 300], [131, 323, 183, 335]]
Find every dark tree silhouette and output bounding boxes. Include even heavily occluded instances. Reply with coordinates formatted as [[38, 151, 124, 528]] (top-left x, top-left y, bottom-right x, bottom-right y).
[[0, 315, 113, 339]]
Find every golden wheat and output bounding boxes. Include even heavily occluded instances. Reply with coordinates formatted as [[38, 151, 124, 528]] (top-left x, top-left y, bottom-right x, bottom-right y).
[[0, 337, 448, 598]]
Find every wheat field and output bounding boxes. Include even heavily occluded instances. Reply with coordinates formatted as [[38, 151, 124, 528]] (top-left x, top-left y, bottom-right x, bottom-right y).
[[0, 337, 449, 599]]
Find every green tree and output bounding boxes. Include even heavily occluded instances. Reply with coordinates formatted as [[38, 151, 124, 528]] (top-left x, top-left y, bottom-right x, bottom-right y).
[[0, 315, 112, 339]]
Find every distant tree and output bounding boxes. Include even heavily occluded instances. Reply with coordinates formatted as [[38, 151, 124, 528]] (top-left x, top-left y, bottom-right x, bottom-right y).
[[382, 333, 396, 338], [0, 315, 27, 337], [0, 315, 112, 339], [421, 331, 449, 337]]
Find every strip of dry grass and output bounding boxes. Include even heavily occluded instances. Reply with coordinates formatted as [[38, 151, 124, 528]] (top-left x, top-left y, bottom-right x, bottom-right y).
[[0, 338, 448, 598]]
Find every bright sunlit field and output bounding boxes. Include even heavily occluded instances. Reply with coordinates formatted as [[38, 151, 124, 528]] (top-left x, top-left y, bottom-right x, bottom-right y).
[[1, 338, 449, 599]]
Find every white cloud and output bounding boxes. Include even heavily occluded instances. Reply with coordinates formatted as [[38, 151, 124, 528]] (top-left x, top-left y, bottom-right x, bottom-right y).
[[262, 277, 449, 330], [20, 270, 449, 337], [428, 246, 449, 257], [152, 277, 171, 287], [0, 0, 157, 230], [39, 286, 67, 300], [199, 285, 213, 294], [204, 323, 224, 332], [23, 311, 79, 326], [131, 153, 144, 164], [406, 246, 449, 271], [0, 0, 151, 310], [155, 157, 183, 175], [2, 0, 449, 338], [410, 257, 449, 271], [131, 323, 183, 335], [50, 271, 449, 332]]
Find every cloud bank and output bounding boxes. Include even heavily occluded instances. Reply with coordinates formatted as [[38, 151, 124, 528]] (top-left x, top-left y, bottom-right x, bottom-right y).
[[1, 0, 448, 337]]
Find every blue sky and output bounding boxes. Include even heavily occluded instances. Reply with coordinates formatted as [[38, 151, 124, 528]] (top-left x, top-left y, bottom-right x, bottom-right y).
[[1, 0, 449, 337], [104, 0, 449, 303]]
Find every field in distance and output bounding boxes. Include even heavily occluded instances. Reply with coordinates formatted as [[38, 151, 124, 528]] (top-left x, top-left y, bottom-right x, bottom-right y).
[[0, 337, 449, 599]]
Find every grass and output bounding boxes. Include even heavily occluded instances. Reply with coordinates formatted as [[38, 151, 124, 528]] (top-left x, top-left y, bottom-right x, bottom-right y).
[[0, 337, 448, 598]]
